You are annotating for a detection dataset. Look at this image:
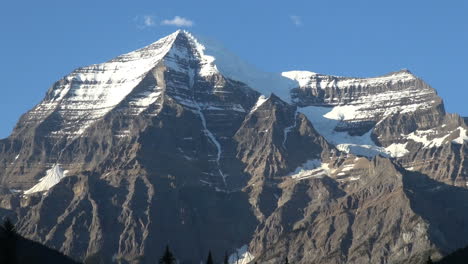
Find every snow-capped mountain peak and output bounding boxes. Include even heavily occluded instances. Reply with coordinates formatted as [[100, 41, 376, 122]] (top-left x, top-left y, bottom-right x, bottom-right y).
[[282, 68, 417, 91], [2, 30, 468, 264], [22, 30, 299, 138], [165, 31, 298, 101]]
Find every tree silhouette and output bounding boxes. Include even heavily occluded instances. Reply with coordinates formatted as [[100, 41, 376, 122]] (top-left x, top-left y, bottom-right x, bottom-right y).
[[2, 218, 17, 238], [159, 245, 176, 264], [0, 218, 77, 264], [223, 251, 229, 264], [206, 250, 214, 264], [425, 255, 433, 264], [0, 218, 18, 264], [284, 256, 289, 264]]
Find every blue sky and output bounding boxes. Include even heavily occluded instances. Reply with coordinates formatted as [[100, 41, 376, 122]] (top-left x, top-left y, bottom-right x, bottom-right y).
[[0, 0, 467, 138]]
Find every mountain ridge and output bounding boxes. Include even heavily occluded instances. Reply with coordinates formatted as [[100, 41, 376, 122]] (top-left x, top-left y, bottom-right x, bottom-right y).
[[0, 30, 467, 263]]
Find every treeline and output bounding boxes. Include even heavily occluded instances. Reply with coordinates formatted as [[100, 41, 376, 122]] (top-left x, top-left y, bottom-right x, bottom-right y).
[[6, 216, 468, 264], [159, 245, 227, 264], [0, 218, 79, 264], [426, 245, 468, 264], [158, 245, 290, 264]]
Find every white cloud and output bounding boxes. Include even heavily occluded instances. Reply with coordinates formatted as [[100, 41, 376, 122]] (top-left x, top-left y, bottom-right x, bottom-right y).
[[290, 15, 302, 26], [143, 15, 155, 27], [134, 15, 156, 29], [161, 16, 194, 27]]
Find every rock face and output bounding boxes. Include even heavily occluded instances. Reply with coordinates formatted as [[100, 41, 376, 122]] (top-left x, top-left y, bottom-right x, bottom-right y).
[[0, 30, 467, 263]]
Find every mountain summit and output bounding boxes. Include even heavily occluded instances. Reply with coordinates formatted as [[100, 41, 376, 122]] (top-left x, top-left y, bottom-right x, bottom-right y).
[[0, 30, 467, 263]]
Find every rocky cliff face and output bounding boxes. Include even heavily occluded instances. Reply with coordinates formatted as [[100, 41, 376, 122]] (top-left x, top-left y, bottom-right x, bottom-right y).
[[0, 30, 467, 263], [283, 70, 468, 186]]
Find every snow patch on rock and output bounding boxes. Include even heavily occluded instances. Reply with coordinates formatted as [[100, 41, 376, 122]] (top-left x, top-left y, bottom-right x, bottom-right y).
[[228, 245, 255, 264], [188, 33, 297, 102], [404, 126, 467, 148], [283, 111, 298, 148], [24, 164, 66, 195], [188, 67, 226, 184], [300, 106, 388, 157], [452, 127, 468, 144], [31, 31, 181, 137], [290, 160, 333, 180], [385, 143, 409, 158], [250, 95, 268, 113], [282, 70, 416, 90]]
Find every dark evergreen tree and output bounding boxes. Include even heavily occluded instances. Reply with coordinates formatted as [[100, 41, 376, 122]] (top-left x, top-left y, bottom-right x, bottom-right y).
[[284, 256, 289, 264], [0, 218, 77, 264], [223, 251, 229, 264], [425, 255, 433, 264], [206, 250, 214, 264], [0, 218, 18, 264], [436, 245, 468, 263], [159, 245, 176, 264]]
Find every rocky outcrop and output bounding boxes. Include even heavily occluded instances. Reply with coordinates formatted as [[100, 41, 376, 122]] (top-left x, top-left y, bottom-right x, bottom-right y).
[[250, 156, 468, 263], [234, 94, 333, 221]]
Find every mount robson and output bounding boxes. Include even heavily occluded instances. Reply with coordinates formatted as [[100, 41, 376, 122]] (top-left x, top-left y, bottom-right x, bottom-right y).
[[0, 30, 467, 264]]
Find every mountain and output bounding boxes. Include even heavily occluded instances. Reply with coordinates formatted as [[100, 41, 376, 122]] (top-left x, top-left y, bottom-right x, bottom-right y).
[[0, 30, 467, 263]]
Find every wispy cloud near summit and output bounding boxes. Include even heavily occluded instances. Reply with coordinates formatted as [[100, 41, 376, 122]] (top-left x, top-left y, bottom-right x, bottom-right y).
[[290, 15, 302, 26], [134, 15, 156, 29], [161, 16, 194, 27], [143, 15, 155, 27]]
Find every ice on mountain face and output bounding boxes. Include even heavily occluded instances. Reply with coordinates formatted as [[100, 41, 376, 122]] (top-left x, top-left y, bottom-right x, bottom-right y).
[[385, 143, 409, 158], [186, 66, 226, 184], [21, 28, 441, 164], [301, 87, 431, 126], [321, 104, 360, 121], [299, 105, 415, 158], [175, 32, 219, 77], [24, 164, 66, 195], [290, 160, 332, 181], [187, 33, 298, 102], [452, 127, 468, 144], [405, 126, 468, 148], [406, 130, 438, 147], [128, 90, 162, 110], [283, 111, 298, 148], [302, 102, 462, 156], [341, 164, 355, 172], [198, 107, 225, 183], [289, 69, 440, 158], [29, 31, 181, 137], [282, 70, 416, 90], [228, 245, 254, 264], [309, 87, 432, 120], [281, 71, 319, 87], [292, 159, 322, 173], [250, 95, 268, 113], [282, 70, 436, 127], [300, 106, 390, 157]]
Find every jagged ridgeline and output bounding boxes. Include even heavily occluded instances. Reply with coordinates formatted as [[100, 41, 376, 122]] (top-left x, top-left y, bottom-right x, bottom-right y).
[[0, 30, 467, 263]]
